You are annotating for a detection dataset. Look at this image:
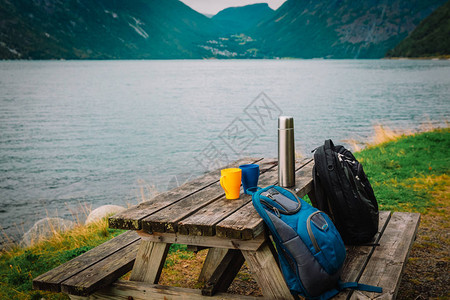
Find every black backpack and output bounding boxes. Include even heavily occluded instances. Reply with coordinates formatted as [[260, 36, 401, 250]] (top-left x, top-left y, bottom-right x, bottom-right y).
[[312, 139, 379, 244]]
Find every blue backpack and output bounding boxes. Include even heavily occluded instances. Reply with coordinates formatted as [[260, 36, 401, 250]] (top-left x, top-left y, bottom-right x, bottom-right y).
[[250, 185, 382, 299]]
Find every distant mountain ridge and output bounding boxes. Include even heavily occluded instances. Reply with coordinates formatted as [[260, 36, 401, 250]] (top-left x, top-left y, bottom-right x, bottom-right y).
[[0, 0, 448, 59], [0, 0, 218, 59], [212, 3, 274, 35], [386, 1, 450, 58], [250, 0, 447, 58]]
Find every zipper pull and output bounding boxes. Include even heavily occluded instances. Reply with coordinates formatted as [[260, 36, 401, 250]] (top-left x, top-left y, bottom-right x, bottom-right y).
[[273, 207, 281, 217], [356, 175, 366, 187]]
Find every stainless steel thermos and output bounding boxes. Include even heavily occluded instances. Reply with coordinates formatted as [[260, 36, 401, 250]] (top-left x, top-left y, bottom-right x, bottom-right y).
[[278, 116, 295, 187]]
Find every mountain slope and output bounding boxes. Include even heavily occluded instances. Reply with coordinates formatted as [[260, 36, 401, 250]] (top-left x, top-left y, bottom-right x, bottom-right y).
[[1, 0, 448, 60], [212, 3, 274, 35], [0, 0, 218, 59], [386, 1, 450, 57], [251, 0, 447, 59]]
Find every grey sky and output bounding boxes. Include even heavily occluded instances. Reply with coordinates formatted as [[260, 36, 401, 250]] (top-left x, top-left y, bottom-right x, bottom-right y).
[[179, 0, 286, 15]]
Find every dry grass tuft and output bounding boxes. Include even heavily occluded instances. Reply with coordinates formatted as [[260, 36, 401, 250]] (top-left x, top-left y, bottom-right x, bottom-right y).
[[341, 138, 364, 152], [342, 121, 448, 153], [371, 124, 407, 145], [136, 179, 159, 204], [367, 121, 448, 148], [295, 151, 304, 160]]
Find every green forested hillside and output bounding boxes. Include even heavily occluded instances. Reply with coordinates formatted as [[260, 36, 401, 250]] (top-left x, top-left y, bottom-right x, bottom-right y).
[[386, 1, 450, 58], [212, 3, 274, 35], [0, 0, 448, 59], [0, 0, 218, 59], [250, 0, 447, 59]]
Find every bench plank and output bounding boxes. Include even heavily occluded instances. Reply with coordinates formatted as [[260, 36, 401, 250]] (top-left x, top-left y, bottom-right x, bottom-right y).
[[109, 157, 261, 230], [61, 239, 141, 296], [71, 279, 261, 300], [141, 158, 277, 234], [340, 211, 391, 283], [215, 159, 314, 240], [351, 212, 420, 300], [33, 231, 140, 293]]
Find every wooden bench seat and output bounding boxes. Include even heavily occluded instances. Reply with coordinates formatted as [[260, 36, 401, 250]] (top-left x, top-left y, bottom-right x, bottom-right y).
[[33, 230, 141, 296], [32, 157, 420, 299], [33, 211, 419, 299], [336, 211, 420, 299]]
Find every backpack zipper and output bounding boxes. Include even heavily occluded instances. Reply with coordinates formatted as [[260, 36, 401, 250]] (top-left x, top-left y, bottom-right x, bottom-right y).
[[307, 211, 322, 253], [273, 206, 281, 217]]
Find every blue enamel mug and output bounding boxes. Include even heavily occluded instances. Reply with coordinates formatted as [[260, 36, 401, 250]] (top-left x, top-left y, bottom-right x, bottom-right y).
[[239, 164, 260, 195]]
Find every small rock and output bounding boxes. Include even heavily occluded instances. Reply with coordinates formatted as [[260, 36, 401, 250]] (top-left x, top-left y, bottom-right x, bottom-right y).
[[85, 205, 125, 225], [21, 217, 75, 247]]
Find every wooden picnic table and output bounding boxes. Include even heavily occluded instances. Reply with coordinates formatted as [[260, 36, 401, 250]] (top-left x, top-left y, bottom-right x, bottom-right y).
[[108, 157, 300, 299], [34, 157, 420, 300]]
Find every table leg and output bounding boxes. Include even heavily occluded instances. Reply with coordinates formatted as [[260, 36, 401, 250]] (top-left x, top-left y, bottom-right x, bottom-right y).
[[198, 248, 228, 283], [129, 240, 171, 283], [201, 249, 245, 296], [241, 241, 293, 300]]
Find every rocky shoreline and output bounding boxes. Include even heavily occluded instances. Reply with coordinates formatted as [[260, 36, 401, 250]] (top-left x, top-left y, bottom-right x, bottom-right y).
[[1, 205, 126, 250]]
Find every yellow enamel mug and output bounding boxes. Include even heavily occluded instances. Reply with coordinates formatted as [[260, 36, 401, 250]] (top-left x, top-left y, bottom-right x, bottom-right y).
[[220, 168, 242, 199]]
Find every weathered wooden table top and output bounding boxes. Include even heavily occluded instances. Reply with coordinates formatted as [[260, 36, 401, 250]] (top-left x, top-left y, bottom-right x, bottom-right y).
[[109, 157, 314, 240]]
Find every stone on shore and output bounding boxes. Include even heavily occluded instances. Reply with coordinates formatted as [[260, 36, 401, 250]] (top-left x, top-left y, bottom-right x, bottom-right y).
[[85, 205, 125, 225], [21, 217, 75, 247]]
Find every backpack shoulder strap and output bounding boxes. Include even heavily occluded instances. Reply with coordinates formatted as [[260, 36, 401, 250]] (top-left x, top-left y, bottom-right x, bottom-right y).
[[312, 164, 330, 214], [324, 139, 335, 151], [339, 281, 383, 293]]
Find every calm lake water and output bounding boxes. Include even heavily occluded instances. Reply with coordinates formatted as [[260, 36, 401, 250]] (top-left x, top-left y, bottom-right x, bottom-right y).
[[1, 59, 449, 242]]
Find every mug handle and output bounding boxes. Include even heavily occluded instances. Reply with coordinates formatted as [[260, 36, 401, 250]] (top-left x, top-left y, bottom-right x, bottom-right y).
[[220, 175, 229, 195]]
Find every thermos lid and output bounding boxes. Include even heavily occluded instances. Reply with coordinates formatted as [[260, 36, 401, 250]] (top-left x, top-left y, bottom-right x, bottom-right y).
[[278, 116, 294, 130]]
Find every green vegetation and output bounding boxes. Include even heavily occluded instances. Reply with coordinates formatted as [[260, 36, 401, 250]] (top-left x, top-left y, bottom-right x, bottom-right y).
[[0, 0, 218, 59], [0, 128, 448, 299], [0, 0, 447, 59], [212, 3, 274, 35], [355, 128, 450, 211], [0, 221, 191, 300], [249, 0, 447, 59], [0, 220, 125, 300], [386, 1, 450, 58]]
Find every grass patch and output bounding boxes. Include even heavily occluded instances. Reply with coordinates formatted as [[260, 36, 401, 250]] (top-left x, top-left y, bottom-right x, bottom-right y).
[[0, 219, 124, 300], [355, 128, 449, 212]]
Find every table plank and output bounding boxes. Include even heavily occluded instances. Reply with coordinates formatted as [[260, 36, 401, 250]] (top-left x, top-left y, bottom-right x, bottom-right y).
[[109, 157, 261, 230], [216, 159, 313, 240], [177, 159, 308, 237], [351, 212, 420, 299], [141, 158, 277, 234]]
